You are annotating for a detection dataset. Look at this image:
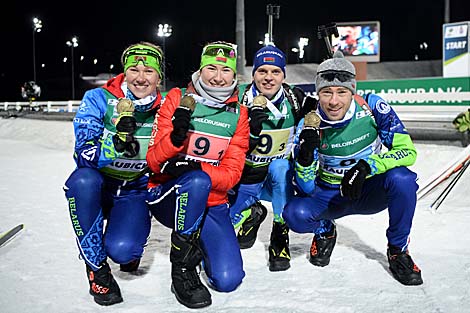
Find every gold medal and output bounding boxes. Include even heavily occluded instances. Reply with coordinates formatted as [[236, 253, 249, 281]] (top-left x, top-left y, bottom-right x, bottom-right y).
[[252, 95, 268, 109], [180, 95, 196, 111], [304, 111, 321, 128], [116, 98, 134, 113]]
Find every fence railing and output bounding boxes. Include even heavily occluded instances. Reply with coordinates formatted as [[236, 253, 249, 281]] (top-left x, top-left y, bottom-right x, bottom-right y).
[[2, 93, 468, 123], [1, 100, 81, 113]]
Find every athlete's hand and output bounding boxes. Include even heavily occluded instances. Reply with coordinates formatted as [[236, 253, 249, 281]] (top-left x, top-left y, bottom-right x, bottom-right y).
[[301, 95, 318, 116], [249, 107, 269, 137], [113, 112, 139, 157], [453, 109, 470, 132], [297, 128, 320, 166], [170, 106, 193, 147], [340, 159, 371, 200], [160, 157, 201, 178]]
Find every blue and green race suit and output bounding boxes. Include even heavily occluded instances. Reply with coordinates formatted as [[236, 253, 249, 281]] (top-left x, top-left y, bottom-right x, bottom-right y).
[[64, 75, 159, 270], [285, 94, 418, 251], [229, 83, 303, 226]]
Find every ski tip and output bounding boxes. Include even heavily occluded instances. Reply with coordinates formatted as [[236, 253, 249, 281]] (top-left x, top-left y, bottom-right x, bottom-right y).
[[12, 224, 25, 231], [0, 223, 25, 248]]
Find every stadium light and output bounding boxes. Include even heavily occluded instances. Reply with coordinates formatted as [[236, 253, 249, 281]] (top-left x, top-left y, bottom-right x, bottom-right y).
[[66, 37, 79, 100], [32, 17, 43, 82], [157, 23, 172, 91]]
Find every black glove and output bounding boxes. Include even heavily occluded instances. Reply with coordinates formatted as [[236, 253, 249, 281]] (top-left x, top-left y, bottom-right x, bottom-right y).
[[116, 114, 137, 134], [160, 157, 202, 178], [113, 113, 140, 157], [297, 129, 320, 166], [302, 96, 318, 116], [340, 159, 371, 200], [112, 135, 140, 158], [170, 107, 192, 147], [292, 86, 306, 106], [249, 107, 269, 137]]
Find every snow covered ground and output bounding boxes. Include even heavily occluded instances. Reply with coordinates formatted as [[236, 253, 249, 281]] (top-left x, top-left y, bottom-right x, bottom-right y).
[[1, 118, 469, 313]]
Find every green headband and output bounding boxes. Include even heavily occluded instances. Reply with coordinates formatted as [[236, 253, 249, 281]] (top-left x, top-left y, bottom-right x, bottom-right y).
[[200, 43, 237, 74], [122, 45, 163, 77]]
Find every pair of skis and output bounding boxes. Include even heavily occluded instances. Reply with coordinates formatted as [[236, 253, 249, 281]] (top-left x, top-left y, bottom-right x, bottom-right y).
[[417, 144, 470, 211], [0, 224, 24, 248]]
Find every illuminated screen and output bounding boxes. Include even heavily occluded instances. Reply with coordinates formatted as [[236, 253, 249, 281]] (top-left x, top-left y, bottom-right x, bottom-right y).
[[331, 21, 380, 62]]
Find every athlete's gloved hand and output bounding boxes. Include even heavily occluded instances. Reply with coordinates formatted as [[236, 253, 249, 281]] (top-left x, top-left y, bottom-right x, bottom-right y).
[[170, 106, 193, 147], [301, 95, 318, 116], [340, 159, 371, 200], [248, 107, 269, 138], [160, 157, 201, 178], [297, 128, 320, 166], [292, 85, 306, 107], [113, 113, 139, 157], [453, 109, 470, 132]]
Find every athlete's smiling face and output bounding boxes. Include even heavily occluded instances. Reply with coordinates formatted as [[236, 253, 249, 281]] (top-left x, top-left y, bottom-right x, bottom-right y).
[[125, 64, 160, 99], [199, 64, 235, 87], [317, 86, 353, 121], [252, 64, 285, 99]]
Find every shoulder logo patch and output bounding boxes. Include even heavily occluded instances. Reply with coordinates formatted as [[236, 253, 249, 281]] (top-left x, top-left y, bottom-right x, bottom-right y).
[[376, 100, 391, 114]]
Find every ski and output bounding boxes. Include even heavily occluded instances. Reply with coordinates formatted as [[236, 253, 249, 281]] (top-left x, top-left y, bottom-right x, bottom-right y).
[[0, 224, 24, 248], [417, 144, 470, 200], [430, 159, 470, 211]]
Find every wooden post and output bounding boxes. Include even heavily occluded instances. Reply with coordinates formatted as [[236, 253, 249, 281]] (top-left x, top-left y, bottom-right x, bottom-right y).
[[353, 62, 367, 81]]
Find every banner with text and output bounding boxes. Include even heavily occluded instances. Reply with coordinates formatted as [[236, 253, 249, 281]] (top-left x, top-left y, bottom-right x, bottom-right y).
[[443, 21, 470, 77], [355, 77, 470, 106]]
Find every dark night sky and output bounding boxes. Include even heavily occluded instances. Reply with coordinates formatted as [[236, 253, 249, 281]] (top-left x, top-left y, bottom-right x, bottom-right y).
[[1, 0, 469, 101]]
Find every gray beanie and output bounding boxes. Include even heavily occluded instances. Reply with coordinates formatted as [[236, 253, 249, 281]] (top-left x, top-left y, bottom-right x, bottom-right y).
[[315, 50, 356, 94]]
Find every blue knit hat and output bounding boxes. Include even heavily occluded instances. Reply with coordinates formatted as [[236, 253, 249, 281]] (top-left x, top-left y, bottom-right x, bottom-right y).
[[252, 45, 286, 77]]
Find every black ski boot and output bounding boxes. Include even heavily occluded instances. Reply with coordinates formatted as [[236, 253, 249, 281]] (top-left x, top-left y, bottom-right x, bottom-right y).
[[86, 261, 123, 306], [387, 246, 423, 286], [309, 224, 337, 267], [237, 201, 268, 249], [170, 231, 211, 309], [120, 258, 141, 272], [268, 221, 291, 271]]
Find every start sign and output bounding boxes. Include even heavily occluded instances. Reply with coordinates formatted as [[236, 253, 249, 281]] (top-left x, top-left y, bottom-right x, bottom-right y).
[[443, 22, 470, 77]]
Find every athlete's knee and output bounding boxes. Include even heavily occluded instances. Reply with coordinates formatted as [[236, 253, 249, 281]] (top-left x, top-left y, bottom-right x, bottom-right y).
[[65, 168, 103, 192], [283, 197, 313, 233], [182, 170, 212, 193], [268, 159, 291, 178], [385, 167, 418, 193], [105, 238, 143, 265], [208, 269, 244, 292], [268, 159, 290, 172]]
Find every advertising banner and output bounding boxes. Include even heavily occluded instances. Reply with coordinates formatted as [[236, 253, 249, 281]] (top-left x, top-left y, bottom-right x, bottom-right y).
[[356, 77, 470, 106], [443, 22, 470, 77]]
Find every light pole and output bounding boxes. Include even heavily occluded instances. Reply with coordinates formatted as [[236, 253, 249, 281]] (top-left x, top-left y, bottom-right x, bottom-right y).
[[258, 33, 270, 46], [266, 4, 280, 45], [32, 17, 42, 82], [66, 37, 78, 100], [157, 23, 172, 91], [297, 37, 309, 62], [291, 38, 309, 62]]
